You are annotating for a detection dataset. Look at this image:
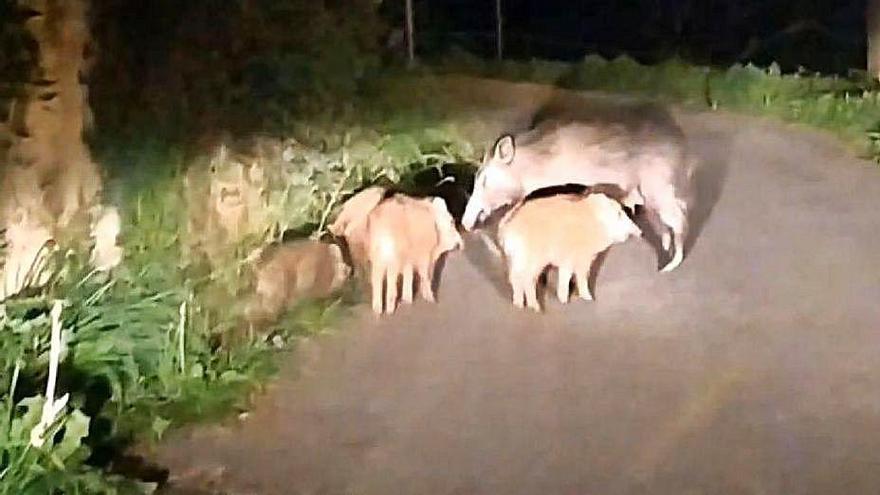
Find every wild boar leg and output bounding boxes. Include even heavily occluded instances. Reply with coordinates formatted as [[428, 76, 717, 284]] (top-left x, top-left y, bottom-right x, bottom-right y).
[[575, 258, 595, 301], [524, 270, 541, 312], [645, 187, 689, 272], [370, 263, 385, 314], [656, 202, 687, 272], [506, 253, 528, 308], [556, 265, 573, 303], [401, 264, 415, 304], [417, 257, 436, 302], [509, 269, 525, 308], [384, 262, 400, 315]]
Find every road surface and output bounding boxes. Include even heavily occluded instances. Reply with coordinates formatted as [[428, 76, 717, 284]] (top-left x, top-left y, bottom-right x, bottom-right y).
[[150, 77, 880, 495]]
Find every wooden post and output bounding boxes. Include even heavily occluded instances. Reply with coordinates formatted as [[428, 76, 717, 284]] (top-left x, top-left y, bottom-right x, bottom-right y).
[[405, 0, 415, 67], [496, 0, 503, 60], [869, 0, 880, 80]]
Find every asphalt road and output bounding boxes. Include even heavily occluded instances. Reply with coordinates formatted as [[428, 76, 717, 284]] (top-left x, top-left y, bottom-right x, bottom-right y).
[[151, 77, 880, 495]]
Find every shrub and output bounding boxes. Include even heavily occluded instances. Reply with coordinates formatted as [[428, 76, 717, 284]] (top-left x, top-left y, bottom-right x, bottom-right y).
[[435, 51, 880, 160]]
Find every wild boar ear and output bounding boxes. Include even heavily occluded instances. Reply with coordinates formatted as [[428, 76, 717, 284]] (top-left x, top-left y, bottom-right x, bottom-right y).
[[492, 135, 516, 165]]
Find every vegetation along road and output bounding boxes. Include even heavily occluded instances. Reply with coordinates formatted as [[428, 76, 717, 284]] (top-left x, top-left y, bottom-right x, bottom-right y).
[[151, 76, 880, 495]]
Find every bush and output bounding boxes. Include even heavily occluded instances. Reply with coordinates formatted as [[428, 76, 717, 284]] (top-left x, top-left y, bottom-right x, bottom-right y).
[[434, 51, 880, 161]]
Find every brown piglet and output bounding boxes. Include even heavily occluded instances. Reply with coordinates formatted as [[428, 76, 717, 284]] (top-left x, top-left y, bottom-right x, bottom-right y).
[[330, 187, 463, 315], [246, 240, 351, 326], [498, 192, 641, 312]]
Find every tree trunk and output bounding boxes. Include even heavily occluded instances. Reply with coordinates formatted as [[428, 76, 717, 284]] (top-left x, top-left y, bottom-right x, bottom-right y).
[[1, 0, 100, 229], [405, 0, 415, 67], [1, 0, 101, 298], [869, 0, 880, 80]]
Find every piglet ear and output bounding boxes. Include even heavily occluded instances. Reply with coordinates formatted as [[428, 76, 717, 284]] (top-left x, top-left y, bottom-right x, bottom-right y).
[[492, 135, 516, 165]]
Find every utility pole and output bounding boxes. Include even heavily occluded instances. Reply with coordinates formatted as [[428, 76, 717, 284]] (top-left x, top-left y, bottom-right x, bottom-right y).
[[869, 0, 880, 79], [496, 0, 504, 60], [405, 0, 415, 67]]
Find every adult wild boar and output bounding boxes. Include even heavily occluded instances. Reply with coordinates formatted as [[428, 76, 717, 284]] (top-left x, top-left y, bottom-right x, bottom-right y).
[[462, 104, 694, 272]]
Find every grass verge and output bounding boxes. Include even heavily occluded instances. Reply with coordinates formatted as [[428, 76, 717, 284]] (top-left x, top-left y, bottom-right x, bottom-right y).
[[429, 50, 880, 161], [0, 80, 477, 493]]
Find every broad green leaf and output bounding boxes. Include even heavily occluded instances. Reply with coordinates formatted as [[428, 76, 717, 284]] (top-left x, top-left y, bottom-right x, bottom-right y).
[[55, 409, 90, 462]]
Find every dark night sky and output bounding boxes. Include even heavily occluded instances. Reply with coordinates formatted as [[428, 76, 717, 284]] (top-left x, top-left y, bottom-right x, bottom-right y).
[[403, 0, 866, 73]]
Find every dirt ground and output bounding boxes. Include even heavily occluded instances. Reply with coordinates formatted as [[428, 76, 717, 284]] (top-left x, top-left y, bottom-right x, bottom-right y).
[[148, 77, 880, 495]]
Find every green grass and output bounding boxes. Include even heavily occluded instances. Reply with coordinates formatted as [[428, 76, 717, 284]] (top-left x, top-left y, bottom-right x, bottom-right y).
[[429, 50, 880, 161]]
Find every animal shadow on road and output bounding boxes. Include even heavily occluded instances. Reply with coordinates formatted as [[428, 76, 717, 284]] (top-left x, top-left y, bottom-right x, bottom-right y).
[[681, 126, 732, 255]]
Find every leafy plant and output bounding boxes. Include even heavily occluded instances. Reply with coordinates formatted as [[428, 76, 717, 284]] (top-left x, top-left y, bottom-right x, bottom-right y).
[[0, 299, 156, 494], [1, 64, 481, 491], [435, 51, 880, 161]]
